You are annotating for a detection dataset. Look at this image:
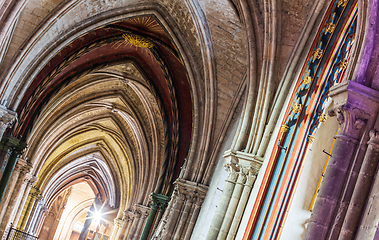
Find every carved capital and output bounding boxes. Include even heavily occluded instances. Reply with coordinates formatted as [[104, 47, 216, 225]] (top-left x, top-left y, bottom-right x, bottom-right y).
[[123, 210, 134, 222], [173, 178, 208, 205], [133, 204, 150, 219], [242, 165, 259, 186], [150, 193, 170, 211], [224, 162, 239, 182], [236, 171, 247, 184], [15, 158, 32, 175], [114, 218, 124, 227], [328, 104, 369, 140], [223, 150, 263, 175], [0, 105, 17, 132], [24, 173, 37, 185]]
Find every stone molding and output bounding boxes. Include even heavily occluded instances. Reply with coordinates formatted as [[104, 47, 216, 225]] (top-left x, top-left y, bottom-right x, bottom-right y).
[[328, 104, 369, 141], [14, 158, 32, 175], [328, 81, 379, 139], [123, 210, 134, 222], [174, 178, 208, 204], [223, 150, 263, 173], [151, 179, 208, 239], [133, 204, 150, 219], [114, 218, 124, 228]]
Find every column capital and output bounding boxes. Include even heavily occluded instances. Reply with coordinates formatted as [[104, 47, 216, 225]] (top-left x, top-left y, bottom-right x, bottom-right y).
[[173, 178, 208, 204], [328, 104, 370, 141], [223, 149, 263, 171], [0, 105, 17, 132], [133, 204, 150, 219], [236, 171, 247, 185], [15, 158, 32, 175], [30, 187, 41, 199], [114, 218, 124, 227], [123, 210, 134, 222], [224, 162, 239, 182], [329, 81, 379, 140], [150, 193, 170, 210], [0, 135, 22, 152], [329, 81, 379, 113], [23, 173, 37, 185]]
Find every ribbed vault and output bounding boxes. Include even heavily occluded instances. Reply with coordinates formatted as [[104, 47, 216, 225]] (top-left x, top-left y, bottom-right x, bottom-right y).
[[0, 0, 251, 238], [25, 58, 176, 217]]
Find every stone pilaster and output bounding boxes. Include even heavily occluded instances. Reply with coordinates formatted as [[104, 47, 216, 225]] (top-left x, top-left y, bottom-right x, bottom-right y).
[[21, 187, 41, 233], [126, 204, 150, 240], [111, 218, 124, 240], [12, 174, 37, 226], [206, 150, 262, 240], [206, 161, 239, 240], [118, 211, 132, 240], [227, 167, 258, 240], [133, 204, 150, 239], [0, 158, 32, 238], [0, 139, 27, 204], [304, 80, 379, 240], [140, 193, 170, 240], [218, 170, 246, 240], [353, 129, 379, 239], [151, 179, 207, 240], [0, 135, 19, 180], [32, 203, 48, 236]]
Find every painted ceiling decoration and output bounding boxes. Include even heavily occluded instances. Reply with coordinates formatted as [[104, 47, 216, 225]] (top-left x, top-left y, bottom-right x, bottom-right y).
[[3, 15, 195, 230]]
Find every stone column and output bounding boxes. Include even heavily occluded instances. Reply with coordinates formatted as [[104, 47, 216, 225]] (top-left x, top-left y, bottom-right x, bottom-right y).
[[110, 218, 124, 240], [118, 211, 132, 240], [140, 193, 170, 240], [0, 161, 21, 221], [218, 170, 247, 240], [22, 189, 41, 233], [151, 195, 175, 239], [206, 162, 239, 240], [183, 192, 205, 240], [151, 179, 207, 240], [173, 196, 193, 240], [31, 203, 48, 236], [126, 210, 140, 240], [0, 136, 26, 204], [0, 135, 18, 180], [119, 210, 133, 240], [133, 206, 149, 239], [338, 129, 379, 239], [125, 204, 149, 240], [0, 158, 31, 238], [304, 81, 374, 240], [227, 168, 258, 240], [162, 191, 185, 240], [150, 196, 170, 238], [12, 174, 37, 226]]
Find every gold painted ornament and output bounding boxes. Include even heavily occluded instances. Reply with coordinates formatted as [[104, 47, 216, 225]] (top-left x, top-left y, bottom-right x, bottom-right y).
[[122, 33, 154, 48]]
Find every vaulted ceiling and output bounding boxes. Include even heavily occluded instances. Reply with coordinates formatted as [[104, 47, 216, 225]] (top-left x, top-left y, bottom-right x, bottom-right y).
[[0, 0, 323, 221]]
